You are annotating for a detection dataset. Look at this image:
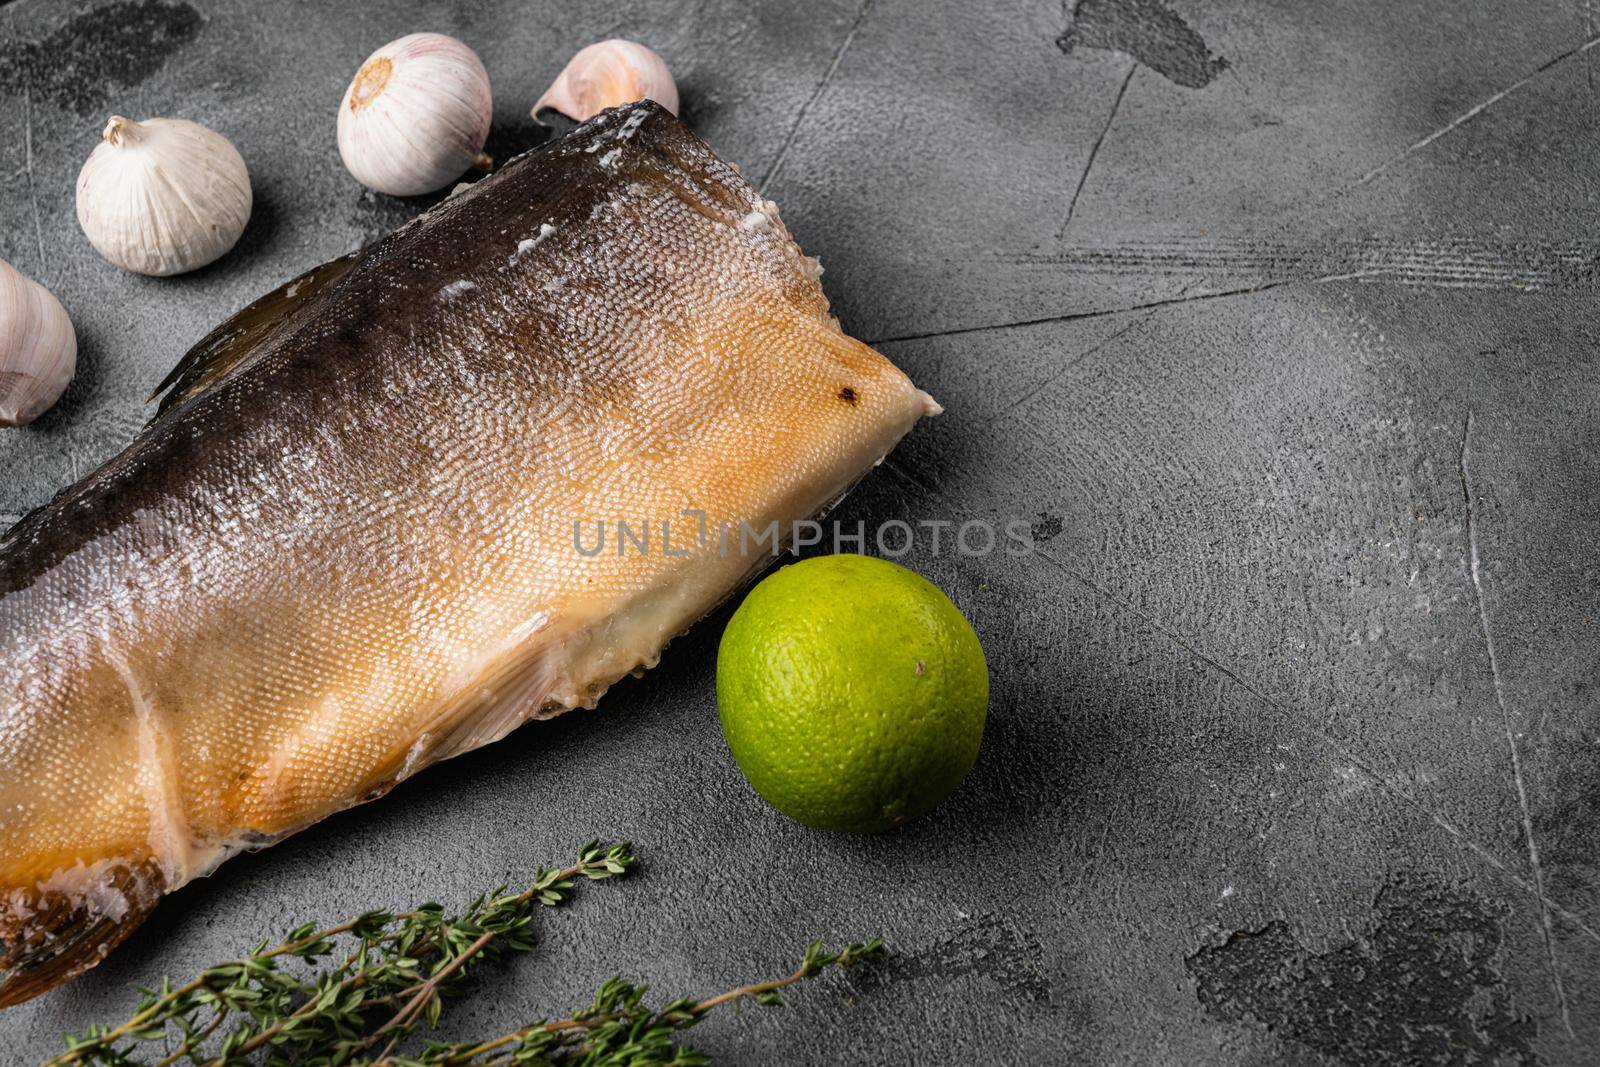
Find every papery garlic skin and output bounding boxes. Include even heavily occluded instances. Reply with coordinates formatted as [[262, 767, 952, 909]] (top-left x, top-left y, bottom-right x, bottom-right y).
[[76, 117, 252, 277], [534, 39, 678, 123], [338, 33, 493, 197], [0, 259, 77, 428]]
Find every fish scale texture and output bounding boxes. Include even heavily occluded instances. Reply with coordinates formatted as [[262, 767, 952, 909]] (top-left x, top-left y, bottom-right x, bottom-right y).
[[0, 102, 932, 1006]]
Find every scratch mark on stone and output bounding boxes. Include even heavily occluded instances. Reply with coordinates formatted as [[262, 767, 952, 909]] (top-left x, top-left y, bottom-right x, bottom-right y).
[[1059, 63, 1135, 240], [1459, 411, 1573, 1037], [1005, 311, 1152, 414], [757, 0, 875, 196], [1584, 1, 1597, 99], [23, 87, 46, 276], [870, 281, 1284, 344], [883, 455, 938, 496], [1348, 34, 1600, 190], [1028, 544, 1600, 948], [868, 271, 1373, 346]]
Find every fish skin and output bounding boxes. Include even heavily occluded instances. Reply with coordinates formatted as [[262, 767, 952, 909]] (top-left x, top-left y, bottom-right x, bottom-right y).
[[0, 102, 936, 1006]]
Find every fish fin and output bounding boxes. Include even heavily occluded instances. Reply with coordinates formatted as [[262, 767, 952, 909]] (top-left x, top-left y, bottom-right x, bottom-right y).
[[415, 638, 565, 771], [149, 252, 359, 422], [0, 857, 165, 1008]]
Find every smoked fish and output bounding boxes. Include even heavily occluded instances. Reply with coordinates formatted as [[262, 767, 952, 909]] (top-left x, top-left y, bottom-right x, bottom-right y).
[[0, 102, 937, 1006]]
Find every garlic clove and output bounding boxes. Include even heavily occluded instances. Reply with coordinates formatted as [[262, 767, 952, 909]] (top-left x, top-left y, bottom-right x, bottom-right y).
[[76, 116, 253, 277], [338, 33, 494, 197], [533, 39, 678, 124], [0, 259, 77, 428]]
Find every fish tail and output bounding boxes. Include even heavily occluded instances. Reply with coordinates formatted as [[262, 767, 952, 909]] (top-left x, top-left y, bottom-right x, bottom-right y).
[[0, 858, 165, 1008]]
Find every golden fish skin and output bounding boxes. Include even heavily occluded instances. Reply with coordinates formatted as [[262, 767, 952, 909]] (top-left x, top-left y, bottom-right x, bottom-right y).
[[0, 103, 936, 1006]]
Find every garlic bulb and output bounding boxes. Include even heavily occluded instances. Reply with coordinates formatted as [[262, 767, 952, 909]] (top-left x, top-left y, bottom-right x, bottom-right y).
[[338, 33, 494, 197], [0, 259, 77, 428], [76, 116, 252, 277], [534, 39, 678, 123]]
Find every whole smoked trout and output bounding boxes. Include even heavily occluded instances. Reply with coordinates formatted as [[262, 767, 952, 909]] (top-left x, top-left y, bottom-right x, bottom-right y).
[[0, 103, 936, 1005]]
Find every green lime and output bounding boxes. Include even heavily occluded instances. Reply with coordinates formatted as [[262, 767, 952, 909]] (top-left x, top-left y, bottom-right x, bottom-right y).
[[715, 554, 988, 833]]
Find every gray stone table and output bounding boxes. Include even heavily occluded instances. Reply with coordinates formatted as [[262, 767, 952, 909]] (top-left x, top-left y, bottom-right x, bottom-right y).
[[3, 0, 1598, 1062]]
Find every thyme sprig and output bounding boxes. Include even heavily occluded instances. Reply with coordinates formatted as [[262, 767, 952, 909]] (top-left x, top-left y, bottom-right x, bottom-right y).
[[46, 844, 886, 1067], [50, 841, 635, 1067]]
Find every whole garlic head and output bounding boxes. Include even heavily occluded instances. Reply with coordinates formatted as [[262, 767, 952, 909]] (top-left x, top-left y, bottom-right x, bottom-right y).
[[338, 33, 494, 197], [534, 39, 678, 123], [76, 116, 253, 277], [0, 259, 77, 428]]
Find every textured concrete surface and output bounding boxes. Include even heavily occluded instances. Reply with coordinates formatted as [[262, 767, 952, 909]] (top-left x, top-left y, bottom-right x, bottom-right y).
[[2, 0, 1599, 1062]]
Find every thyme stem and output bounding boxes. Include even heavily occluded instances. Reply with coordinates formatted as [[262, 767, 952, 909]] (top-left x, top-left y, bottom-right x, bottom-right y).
[[423, 938, 887, 1066]]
